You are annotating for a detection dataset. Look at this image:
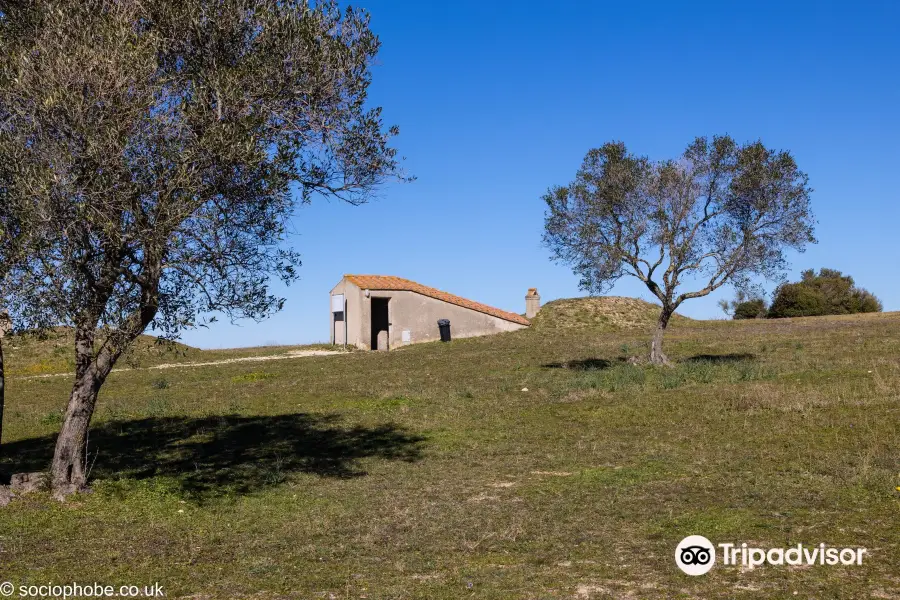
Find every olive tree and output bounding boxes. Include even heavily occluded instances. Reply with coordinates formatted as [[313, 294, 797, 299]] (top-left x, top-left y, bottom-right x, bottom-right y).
[[0, 170, 14, 452], [0, 0, 404, 498], [543, 136, 815, 365], [0, 170, 44, 453]]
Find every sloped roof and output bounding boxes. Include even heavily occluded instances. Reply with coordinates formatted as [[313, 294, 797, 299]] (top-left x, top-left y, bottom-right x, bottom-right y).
[[344, 275, 530, 326]]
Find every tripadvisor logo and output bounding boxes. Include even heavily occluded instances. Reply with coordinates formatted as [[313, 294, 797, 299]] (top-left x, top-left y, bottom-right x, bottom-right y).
[[675, 535, 868, 575], [675, 535, 716, 575]]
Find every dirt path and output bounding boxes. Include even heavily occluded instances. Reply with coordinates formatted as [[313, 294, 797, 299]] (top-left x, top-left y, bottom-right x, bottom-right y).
[[17, 348, 346, 380]]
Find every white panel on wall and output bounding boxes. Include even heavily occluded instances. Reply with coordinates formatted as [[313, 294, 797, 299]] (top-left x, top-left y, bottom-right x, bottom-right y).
[[331, 294, 345, 312], [401, 329, 411, 343]]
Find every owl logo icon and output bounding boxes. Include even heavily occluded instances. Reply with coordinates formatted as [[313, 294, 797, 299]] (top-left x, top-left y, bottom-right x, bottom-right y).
[[675, 535, 716, 575]]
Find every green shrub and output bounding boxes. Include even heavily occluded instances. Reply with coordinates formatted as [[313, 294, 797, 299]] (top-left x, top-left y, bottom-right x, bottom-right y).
[[768, 283, 827, 318], [733, 299, 767, 319], [850, 289, 883, 313], [768, 269, 882, 318], [720, 291, 767, 319]]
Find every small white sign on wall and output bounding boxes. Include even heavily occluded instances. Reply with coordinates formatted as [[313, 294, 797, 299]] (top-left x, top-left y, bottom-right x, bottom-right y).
[[401, 329, 411, 344], [331, 294, 345, 312]]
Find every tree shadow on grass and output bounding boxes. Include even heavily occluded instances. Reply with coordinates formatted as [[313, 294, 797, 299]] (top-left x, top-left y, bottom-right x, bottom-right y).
[[686, 353, 756, 363], [542, 358, 615, 371], [0, 413, 425, 499]]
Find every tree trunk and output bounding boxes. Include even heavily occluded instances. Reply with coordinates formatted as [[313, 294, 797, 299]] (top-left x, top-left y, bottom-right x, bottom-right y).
[[49, 326, 111, 499], [49, 371, 100, 497], [649, 307, 674, 366]]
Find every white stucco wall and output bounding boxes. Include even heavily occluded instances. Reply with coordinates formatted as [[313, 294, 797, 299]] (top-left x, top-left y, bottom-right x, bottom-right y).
[[329, 278, 527, 350], [329, 279, 363, 346]]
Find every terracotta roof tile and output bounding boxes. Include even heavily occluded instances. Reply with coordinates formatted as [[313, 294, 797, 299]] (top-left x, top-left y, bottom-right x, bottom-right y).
[[344, 275, 530, 326]]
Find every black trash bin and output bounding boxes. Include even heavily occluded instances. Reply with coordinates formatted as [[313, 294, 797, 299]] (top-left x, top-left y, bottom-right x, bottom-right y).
[[437, 319, 451, 342]]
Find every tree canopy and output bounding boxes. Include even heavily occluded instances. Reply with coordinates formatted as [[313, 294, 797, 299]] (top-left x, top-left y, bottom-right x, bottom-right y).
[[543, 135, 815, 364], [0, 0, 404, 497]]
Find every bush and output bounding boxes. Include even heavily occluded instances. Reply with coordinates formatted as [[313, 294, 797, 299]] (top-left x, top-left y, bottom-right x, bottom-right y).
[[850, 289, 883, 313], [768, 269, 882, 318], [768, 283, 827, 318], [719, 291, 768, 319], [733, 299, 767, 320]]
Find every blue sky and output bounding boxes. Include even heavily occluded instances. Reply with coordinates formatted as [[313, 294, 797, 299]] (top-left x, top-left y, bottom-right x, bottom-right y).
[[180, 0, 900, 348]]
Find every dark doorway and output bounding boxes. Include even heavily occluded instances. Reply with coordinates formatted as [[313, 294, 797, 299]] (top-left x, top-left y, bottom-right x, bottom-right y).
[[371, 298, 390, 350]]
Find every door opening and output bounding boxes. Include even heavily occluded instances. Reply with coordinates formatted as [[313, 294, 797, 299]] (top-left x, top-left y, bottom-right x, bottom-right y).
[[370, 297, 390, 350]]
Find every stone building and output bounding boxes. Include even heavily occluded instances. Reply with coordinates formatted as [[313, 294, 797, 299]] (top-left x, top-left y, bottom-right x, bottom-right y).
[[330, 275, 536, 350]]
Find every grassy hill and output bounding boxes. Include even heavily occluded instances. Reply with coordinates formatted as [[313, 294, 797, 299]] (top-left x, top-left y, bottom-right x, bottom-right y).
[[530, 296, 693, 332], [0, 306, 897, 598], [1, 328, 337, 377], [1, 328, 198, 377]]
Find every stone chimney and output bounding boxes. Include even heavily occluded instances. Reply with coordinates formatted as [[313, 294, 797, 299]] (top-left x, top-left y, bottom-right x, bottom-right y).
[[525, 288, 541, 319]]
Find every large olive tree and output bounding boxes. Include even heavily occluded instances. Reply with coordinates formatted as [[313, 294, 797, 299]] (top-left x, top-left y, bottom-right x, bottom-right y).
[[543, 136, 815, 365], [0, 0, 404, 498], [0, 163, 44, 454]]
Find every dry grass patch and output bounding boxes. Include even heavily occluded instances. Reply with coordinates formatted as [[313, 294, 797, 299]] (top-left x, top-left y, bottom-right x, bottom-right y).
[[530, 296, 693, 332]]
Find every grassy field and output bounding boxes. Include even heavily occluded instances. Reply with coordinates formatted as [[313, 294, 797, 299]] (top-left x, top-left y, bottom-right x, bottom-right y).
[[0, 329, 341, 378], [0, 303, 898, 598]]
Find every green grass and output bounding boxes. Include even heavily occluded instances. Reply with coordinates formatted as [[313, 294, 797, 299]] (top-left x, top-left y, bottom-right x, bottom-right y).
[[0, 309, 898, 598], [230, 371, 278, 383], [1, 327, 341, 377]]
